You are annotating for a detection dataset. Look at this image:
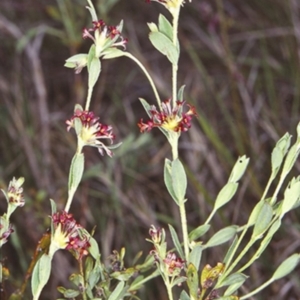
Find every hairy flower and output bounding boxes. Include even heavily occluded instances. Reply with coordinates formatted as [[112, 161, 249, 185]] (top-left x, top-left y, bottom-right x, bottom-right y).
[[163, 252, 185, 275], [52, 211, 90, 260], [0, 219, 14, 246], [138, 99, 196, 133], [66, 105, 116, 157], [149, 225, 163, 244], [6, 177, 25, 207], [82, 19, 127, 57]]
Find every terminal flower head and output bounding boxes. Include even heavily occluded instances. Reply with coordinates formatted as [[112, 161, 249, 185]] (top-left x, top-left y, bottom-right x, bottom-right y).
[[146, 0, 192, 13], [51, 210, 90, 260], [66, 105, 116, 157], [138, 99, 197, 134], [6, 177, 25, 208], [163, 252, 185, 275], [82, 19, 127, 57]]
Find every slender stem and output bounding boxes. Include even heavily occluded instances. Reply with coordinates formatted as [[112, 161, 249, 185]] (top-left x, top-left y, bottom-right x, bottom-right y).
[[171, 8, 180, 106], [123, 52, 161, 108], [179, 201, 189, 260], [85, 86, 93, 111], [240, 278, 274, 299], [217, 235, 256, 287], [164, 279, 174, 300], [79, 259, 88, 300]]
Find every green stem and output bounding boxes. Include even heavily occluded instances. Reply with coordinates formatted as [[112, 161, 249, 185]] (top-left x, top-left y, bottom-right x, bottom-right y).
[[85, 87, 93, 111], [128, 270, 160, 292], [179, 201, 189, 260], [123, 52, 161, 108], [240, 278, 274, 299], [164, 279, 174, 300], [171, 8, 180, 106], [217, 234, 256, 287]]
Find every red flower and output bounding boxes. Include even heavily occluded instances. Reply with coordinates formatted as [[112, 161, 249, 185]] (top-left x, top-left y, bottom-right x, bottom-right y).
[[163, 252, 185, 275], [66, 106, 116, 157], [138, 99, 196, 133], [82, 19, 127, 55], [52, 211, 91, 260]]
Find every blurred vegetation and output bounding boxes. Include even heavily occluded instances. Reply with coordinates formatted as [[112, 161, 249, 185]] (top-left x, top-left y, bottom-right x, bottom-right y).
[[0, 0, 300, 299]]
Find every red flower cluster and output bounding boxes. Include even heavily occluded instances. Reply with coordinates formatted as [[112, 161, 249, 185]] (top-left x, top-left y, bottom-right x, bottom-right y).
[[82, 19, 127, 50], [138, 99, 197, 133], [163, 252, 185, 274], [52, 211, 90, 260], [66, 107, 116, 156]]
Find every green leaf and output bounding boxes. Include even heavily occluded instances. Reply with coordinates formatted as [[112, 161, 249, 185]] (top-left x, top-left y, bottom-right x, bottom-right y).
[[68, 153, 85, 192], [252, 201, 273, 238], [223, 235, 238, 265], [272, 253, 300, 280], [88, 235, 100, 260], [180, 290, 191, 300], [108, 281, 126, 300], [139, 98, 152, 118], [88, 260, 101, 289], [169, 224, 184, 258], [31, 254, 53, 299], [149, 31, 179, 65], [102, 48, 125, 59], [187, 263, 199, 300], [228, 155, 249, 183], [204, 226, 238, 248], [63, 289, 80, 297], [164, 158, 178, 205], [281, 143, 300, 177], [271, 133, 291, 175], [247, 200, 265, 226], [189, 224, 210, 242], [218, 272, 248, 288], [88, 57, 101, 92], [171, 158, 187, 204], [281, 179, 300, 216], [158, 14, 173, 40], [177, 85, 185, 101], [189, 244, 202, 270], [214, 182, 238, 211], [111, 268, 135, 281]]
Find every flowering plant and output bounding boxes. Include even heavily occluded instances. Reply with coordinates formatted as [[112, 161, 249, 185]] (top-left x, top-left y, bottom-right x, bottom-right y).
[[1, 0, 300, 300]]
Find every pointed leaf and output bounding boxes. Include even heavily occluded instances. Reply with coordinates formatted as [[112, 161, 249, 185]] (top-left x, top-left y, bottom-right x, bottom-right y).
[[189, 224, 210, 242], [252, 201, 273, 238], [228, 156, 249, 183], [204, 226, 238, 248], [164, 158, 179, 205], [272, 253, 300, 280], [158, 14, 173, 40], [68, 153, 85, 191], [171, 158, 187, 204], [214, 182, 238, 211], [168, 224, 184, 258]]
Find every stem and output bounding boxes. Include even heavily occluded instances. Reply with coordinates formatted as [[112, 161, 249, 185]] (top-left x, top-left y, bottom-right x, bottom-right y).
[[171, 8, 180, 106], [164, 279, 174, 300], [79, 259, 88, 300], [179, 201, 189, 260], [217, 235, 256, 287], [85, 87, 93, 111], [240, 278, 274, 299], [123, 52, 161, 108]]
